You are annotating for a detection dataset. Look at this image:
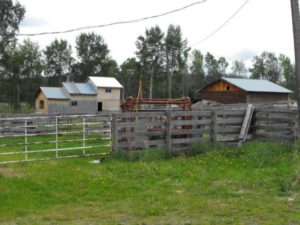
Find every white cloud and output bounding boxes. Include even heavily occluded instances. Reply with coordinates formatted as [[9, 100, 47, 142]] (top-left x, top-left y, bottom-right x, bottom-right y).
[[17, 0, 295, 65]]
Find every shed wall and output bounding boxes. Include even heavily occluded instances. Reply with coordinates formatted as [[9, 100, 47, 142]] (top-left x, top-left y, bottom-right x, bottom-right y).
[[68, 95, 97, 114], [47, 100, 70, 114], [35, 92, 48, 113], [97, 87, 121, 111]]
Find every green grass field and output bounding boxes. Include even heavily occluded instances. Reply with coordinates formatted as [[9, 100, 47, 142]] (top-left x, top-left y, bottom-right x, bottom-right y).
[[0, 141, 300, 224]]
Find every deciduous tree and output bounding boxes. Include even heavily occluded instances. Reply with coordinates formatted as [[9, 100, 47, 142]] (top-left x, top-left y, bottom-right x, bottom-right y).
[[136, 26, 164, 99], [165, 25, 188, 98], [44, 39, 73, 85], [74, 32, 109, 81], [230, 60, 247, 78]]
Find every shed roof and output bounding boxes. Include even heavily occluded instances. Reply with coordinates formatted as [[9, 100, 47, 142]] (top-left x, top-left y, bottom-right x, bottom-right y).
[[221, 78, 293, 93], [62, 82, 97, 95], [40, 87, 70, 100], [89, 76, 123, 88]]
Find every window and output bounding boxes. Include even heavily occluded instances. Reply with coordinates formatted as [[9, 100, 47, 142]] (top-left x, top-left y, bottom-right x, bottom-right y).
[[71, 101, 78, 106], [39, 100, 44, 109], [105, 88, 112, 93], [226, 86, 230, 91]]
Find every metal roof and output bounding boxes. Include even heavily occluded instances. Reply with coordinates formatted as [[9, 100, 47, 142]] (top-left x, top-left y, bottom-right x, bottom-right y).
[[89, 76, 123, 88], [62, 82, 97, 95], [222, 78, 293, 93], [40, 87, 70, 100]]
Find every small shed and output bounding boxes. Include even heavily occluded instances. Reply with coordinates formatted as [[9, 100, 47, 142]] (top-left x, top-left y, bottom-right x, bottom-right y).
[[62, 82, 98, 114], [198, 78, 293, 104], [35, 87, 70, 114], [35, 76, 123, 114], [35, 82, 97, 114], [88, 76, 123, 111]]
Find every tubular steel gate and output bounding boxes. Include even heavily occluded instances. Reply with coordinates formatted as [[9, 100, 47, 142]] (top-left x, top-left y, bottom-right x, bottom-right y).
[[0, 114, 111, 164]]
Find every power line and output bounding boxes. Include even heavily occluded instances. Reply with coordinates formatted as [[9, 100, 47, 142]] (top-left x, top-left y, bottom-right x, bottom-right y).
[[191, 0, 250, 47], [17, 0, 208, 37]]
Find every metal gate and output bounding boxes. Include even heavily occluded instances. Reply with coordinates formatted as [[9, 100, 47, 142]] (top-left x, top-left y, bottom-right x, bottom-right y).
[[0, 114, 111, 164]]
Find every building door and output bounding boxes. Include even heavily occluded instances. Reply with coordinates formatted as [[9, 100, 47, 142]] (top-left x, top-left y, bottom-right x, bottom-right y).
[[98, 102, 103, 111]]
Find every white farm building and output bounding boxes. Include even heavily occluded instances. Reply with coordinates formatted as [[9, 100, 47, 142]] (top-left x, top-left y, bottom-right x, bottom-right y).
[[35, 76, 123, 114]]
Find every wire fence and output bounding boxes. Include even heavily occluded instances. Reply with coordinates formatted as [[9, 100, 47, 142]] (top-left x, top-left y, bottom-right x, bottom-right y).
[[0, 114, 111, 164]]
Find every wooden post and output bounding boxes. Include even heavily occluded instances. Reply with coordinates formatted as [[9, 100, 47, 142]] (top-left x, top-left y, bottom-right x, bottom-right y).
[[291, 0, 300, 138], [211, 109, 217, 143], [112, 114, 119, 155], [166, 110, 172, 153]]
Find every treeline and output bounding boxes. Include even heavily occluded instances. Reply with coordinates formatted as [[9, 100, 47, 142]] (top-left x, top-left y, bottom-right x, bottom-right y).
[[0, 0, 297, 111]]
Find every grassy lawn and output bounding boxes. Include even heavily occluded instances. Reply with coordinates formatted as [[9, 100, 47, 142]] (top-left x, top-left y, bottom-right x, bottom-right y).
[[0, 141, 300, 224]]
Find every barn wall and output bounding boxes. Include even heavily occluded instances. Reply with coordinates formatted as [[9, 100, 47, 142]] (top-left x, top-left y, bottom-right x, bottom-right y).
[[247, 92, 289, 103], [199, 90, 247, 104], [35, 92, 48, 113]]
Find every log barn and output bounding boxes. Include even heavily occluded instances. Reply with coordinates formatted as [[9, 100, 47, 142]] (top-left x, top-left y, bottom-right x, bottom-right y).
[[198, 78, 292, 104]]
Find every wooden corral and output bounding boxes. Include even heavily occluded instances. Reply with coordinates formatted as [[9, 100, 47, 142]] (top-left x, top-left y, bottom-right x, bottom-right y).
[[111, 103, 297, 152], [198, 78, 292, 104]]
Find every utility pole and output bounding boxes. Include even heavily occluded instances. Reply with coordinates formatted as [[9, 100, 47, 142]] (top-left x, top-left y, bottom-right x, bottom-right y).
[[291, 0, 300, 133]]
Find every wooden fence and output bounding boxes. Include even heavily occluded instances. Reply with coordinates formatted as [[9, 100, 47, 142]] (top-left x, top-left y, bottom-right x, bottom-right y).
[[111, 105, 297, 152]]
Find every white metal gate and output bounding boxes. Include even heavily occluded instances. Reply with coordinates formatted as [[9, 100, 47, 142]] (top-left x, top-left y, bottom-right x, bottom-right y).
[[0, 114, 111, 164]]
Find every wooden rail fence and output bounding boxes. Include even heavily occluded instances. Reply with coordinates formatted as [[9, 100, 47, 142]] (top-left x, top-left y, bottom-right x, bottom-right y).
[[111, 105, 297, 152]]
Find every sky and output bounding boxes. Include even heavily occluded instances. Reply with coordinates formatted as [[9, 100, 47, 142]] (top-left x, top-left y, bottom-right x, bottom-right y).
[[17, 0, 295, 67]]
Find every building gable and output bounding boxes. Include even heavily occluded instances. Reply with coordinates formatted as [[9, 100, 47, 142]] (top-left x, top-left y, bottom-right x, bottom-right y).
[[206, 80, 240, 92]]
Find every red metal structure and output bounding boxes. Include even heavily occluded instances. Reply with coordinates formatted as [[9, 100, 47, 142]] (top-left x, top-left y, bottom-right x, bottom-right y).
[[121, 96, 192, 112]]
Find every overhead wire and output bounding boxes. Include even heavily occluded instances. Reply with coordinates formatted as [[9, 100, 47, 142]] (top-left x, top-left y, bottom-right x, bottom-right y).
[[16, 0, 208, 37], [191, 0, 250, 47]]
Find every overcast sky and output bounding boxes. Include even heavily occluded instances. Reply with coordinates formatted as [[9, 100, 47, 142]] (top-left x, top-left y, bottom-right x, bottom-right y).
[[18, 0, 294, 66]]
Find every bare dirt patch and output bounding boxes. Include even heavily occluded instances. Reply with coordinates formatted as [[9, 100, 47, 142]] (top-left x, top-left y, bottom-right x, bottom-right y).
[[0, 167, 22, 178]]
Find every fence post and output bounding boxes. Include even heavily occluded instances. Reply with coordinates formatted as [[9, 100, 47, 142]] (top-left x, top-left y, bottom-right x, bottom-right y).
[[211, 109, 217, 143], [55, 116, 59, 158], [112, 114, 119, 155], [24, 119, 28, 160], [82, 116, 86, 155], [166, 110, 172, 153]]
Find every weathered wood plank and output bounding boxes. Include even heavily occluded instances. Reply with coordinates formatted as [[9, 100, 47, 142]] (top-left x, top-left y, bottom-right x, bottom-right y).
[[256, 133, 295, 140], [118, 130, 165, 139], [118, 121, 165, 128], [171, 128, 211, 135], [171, 110, 212, 117], [255, 124, 293, 130], [219, 134, 252, 142], [119, 139, 166, 149], [238, 104, 254, 147], [118, 111, 166, 118], [255, 116, 294, 123], [216, 126, 242, 133], [171, 137, 210, 144], [217, 117, 244, 125], [170, 119, 212, 126], [215, 110, 246, 116]]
